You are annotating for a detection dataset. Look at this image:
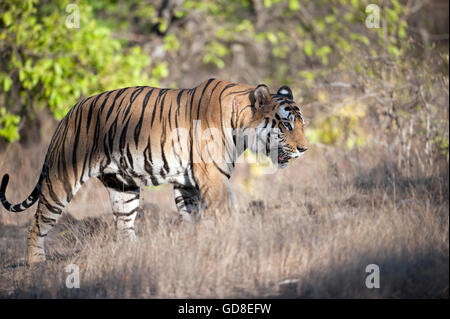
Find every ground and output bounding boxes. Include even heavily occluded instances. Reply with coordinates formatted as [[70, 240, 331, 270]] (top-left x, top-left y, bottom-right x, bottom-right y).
[[0, 143, 448, 298]]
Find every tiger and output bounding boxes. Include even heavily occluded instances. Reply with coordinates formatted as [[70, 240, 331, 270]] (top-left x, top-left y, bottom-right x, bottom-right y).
[[0, 78, 308, 264]]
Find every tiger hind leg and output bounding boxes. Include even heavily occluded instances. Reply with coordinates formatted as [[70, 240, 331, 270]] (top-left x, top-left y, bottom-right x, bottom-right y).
[[108, 188, 141, 241], [28, 188, 70, 265], [99, 174, 141, 241]]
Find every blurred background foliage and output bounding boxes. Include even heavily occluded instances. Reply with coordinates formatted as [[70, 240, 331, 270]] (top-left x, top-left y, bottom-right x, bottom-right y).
[[0, 0, 448, 175]]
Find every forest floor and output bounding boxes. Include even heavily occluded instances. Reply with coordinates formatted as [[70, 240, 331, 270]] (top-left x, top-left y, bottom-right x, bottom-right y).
[[0, 141, 448, 298]]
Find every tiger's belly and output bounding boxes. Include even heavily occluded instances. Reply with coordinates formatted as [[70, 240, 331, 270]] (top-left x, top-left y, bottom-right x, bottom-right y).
[[111, 152, 195, 188]]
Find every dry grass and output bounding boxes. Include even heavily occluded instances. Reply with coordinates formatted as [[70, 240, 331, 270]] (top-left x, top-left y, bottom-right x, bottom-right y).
[[0, 140, 448, 298]]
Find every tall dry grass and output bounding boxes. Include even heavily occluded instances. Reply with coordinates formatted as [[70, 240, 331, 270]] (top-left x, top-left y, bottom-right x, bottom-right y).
[[0, 140, 448, 298]]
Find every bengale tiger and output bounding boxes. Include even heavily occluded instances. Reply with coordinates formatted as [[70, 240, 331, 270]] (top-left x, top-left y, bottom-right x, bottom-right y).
[[0, 79, 308, 264]]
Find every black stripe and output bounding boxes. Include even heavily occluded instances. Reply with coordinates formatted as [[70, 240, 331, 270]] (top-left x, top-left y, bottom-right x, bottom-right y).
[[134, 88, 154, 147], [71, 100, 84, 186], [151, 89, 168, 127], [143, 140, 159, 186], [168, 100, 173, 130], [113, 207, 140, 217], [176, 89, 184, 115], [119, 117, 131, 156], [123, 87, 145, 119], [105, 88, 127, 122], [124, 195, 139, 203], [187, 88, 196, 120], [218, 83, 237, 165], [160, 121, 169, 177], [86, 92, 107, 134], [150, 89, 162, 127], [196, 78, 215, 120], [159, 89, 168, 122], [126, 144, 134, 168], [86, 90, 114, 178]]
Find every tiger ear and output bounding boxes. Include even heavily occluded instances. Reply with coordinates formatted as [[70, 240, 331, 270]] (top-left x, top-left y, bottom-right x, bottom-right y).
[[252, 84, 272, 112], [277, 86, 293, 99]]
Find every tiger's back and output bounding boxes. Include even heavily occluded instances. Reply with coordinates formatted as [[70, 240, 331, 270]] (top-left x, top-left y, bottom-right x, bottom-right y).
[[49, 80, 247, 188]]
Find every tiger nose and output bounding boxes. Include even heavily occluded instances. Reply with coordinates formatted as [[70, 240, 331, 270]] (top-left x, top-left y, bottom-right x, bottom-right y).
[[297, 146, 308, 153]]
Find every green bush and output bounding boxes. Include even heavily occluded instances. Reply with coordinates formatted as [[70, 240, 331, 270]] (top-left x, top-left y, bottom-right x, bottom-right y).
[[0, 0, 158, 142]]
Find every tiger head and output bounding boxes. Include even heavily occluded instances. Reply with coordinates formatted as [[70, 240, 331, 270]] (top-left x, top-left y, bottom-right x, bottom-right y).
[[247, 84, 308, 168]]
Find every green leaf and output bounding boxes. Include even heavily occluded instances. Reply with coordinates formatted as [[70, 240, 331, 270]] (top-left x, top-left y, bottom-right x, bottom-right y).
[[174, 10, 185, 18], [2, 76, 12, 92], [2, 11, 12, 26], [304, 39, 314, 56], [398, 26, 406, 39], [0, 107, 20, 142], [325, 15, 336, 24], [289, 0, 300, 11], [264, 0, 272, 8], [266, 32, 278, 44]]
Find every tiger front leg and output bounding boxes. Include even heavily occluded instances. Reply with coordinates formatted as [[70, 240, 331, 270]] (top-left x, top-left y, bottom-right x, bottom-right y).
[[173, 184, 202, 222], [195, 166, 236, 217], [173, 170, 235, 222]]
